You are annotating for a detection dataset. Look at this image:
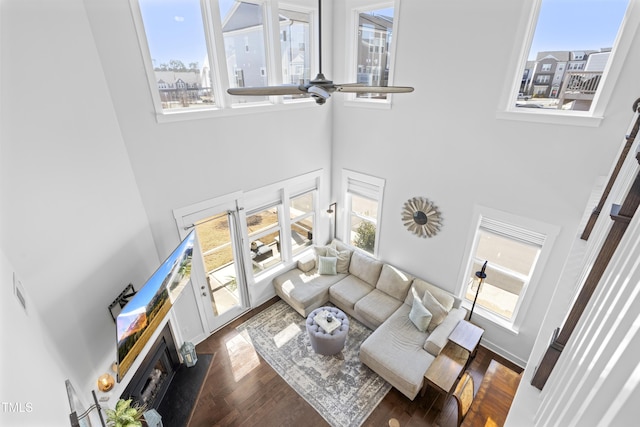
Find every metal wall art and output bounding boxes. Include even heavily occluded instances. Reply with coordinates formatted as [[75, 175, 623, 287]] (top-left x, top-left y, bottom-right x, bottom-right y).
[[401, 197, 442, 238]]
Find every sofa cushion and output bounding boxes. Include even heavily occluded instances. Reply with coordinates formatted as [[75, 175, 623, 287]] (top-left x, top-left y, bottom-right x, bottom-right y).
[[273, 268, 346, 317], [423, 290, 448, 333], [348, 251, 384, 286], [376, 264, 413, 301], [405, 278, 455, 312], [328, 247, 352, 274], [409, 298, 432, 332], [359, 304, 435, 400], [297, 254, 315, 272], [424, 307, 467, 356], [354, 289, 403, 330], [329, 275, 374, 312]]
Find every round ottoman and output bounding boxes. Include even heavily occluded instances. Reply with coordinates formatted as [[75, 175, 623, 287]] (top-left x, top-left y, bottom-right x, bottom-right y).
[[306, 306, 350, 356]]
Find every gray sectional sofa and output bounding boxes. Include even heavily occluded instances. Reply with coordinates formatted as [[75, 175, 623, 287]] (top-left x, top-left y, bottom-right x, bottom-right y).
[[272, 240, 467, 400]]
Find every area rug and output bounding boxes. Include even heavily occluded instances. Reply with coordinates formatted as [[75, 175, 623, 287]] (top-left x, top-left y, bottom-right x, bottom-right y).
[[236, 300, 391, 427], [157, 352, 214, 427]]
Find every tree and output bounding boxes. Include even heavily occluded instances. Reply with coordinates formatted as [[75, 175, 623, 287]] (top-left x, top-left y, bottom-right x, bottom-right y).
[[353, 221, 376, 253], [169, 59, 186, 71], [189, 62, 199, 71]]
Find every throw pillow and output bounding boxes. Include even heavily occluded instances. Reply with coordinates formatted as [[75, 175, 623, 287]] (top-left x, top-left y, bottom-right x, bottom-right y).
[[409, 297, 432, 332], [423, 290, 448, 333], [313, 245, 330, 264], [318, 256, 337, 275], [327, 247, 352, 274]]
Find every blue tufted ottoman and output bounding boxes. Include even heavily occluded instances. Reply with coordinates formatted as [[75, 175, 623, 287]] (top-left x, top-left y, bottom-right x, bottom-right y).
[[306, 306, 350, 356]]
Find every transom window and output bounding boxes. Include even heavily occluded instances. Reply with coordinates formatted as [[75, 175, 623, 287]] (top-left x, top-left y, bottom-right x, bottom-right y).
[[354, 3, 395, 101], [505, 0, 636, 124], [131, 0, 316, 118]]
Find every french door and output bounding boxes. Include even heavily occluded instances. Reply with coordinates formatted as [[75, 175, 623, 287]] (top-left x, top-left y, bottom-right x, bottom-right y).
[[176, 192, 252, 333]]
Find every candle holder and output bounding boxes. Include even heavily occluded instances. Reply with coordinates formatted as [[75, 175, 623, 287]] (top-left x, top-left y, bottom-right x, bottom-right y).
[[97, 373, 114, 392]]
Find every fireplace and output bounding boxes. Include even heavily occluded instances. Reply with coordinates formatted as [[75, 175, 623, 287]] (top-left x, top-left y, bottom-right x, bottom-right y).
[[121, 324, 180, 410]]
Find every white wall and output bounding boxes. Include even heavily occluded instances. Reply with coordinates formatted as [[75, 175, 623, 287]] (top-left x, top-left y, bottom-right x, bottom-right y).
[[0, 251, 70, 426], [82, 0, 334, 322], [331, 0, 639, 365], [0, 0, 160, 418]]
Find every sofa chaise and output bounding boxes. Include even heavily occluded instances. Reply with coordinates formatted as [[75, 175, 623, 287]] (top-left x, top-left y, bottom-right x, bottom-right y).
[[272, 240, 467, 400]]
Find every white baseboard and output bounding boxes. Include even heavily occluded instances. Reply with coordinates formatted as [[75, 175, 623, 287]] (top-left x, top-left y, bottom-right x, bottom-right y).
[[480, 337, 528, 369]]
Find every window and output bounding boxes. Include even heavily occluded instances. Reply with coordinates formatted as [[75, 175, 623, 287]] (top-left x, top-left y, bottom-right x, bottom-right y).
[[356, 6, 393, 98], [137, 0, 213, 112], [347, 0, 400, 106], [247, 206, 282, 273], [131, 0, 316, 119], [504, 0, 636, 124], [289, 191, 315, 255], [459, 207, 558, 330], [221, 1, 270, 105], [279, 7, 312, 100], [343, 170, 385, 256]]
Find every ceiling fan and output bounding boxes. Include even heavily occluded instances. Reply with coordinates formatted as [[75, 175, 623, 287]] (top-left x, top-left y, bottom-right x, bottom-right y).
[[227, 0, 414, 105]]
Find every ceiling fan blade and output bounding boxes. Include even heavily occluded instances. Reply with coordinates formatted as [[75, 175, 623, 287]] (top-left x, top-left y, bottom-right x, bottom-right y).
[[334, 85, 415, 94], [227, 85, 307, 96]]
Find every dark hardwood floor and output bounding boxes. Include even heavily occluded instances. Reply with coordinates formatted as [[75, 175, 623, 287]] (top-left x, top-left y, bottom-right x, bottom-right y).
[[188, 298, 523, 427]]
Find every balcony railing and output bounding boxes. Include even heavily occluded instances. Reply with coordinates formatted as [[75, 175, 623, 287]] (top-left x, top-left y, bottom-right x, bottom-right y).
[[557, 71, 603, 110]]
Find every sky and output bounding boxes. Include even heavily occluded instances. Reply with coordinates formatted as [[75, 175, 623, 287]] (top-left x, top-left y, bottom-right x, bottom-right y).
[[529, 0, 629, 59], [138, 0, 236, 68], [138, 0, 630, 67]]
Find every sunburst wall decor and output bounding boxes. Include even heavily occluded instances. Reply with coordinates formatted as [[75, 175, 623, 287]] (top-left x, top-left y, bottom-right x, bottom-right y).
[[401, 197, 442, 238]]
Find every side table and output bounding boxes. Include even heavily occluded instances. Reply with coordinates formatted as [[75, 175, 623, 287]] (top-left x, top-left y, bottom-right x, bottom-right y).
[[422, 320, 484, 409], [448, 320, 484, 363]]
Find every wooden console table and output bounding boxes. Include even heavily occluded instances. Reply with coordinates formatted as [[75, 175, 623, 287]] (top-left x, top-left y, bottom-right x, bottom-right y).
[[423, 320, 484, 408], [462, 359, 522, 427]]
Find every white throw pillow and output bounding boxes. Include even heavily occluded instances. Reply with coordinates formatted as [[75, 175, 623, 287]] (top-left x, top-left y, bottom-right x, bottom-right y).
[[423, 290, 448, 333], [327, 247, 352, 274], [409, 297, 432, 332], [318, 256, 337, 275]]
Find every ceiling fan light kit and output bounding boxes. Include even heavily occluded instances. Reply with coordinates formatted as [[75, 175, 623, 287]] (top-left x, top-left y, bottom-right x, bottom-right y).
[[226, 0, 414, 105]]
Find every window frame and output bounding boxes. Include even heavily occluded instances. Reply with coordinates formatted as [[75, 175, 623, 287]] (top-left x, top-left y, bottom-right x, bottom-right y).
[[497, 0, 640, 127], [342, 169, 385, 257], [343, 0, 402, 110], [129, 0, 318, 123], [456, 205, 559, 333], [288, 190, 316, 256]]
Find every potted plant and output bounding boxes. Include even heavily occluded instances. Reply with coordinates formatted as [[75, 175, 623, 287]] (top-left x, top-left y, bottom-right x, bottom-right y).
[[105, 399, 146, 427]]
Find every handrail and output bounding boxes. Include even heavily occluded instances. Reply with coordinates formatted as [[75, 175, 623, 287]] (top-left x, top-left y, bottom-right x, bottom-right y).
[[580, 97, 640, 240]]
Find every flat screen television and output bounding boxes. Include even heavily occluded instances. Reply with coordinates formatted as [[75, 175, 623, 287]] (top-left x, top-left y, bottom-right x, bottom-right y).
[[116, 230, 195, 382]]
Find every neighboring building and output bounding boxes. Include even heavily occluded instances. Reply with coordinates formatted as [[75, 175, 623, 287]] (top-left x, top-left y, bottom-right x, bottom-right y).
[[520, 60, 535, 94], [356, 12, 393, 87], [152, 70, 207, 108], [530, 51, 569, 98]]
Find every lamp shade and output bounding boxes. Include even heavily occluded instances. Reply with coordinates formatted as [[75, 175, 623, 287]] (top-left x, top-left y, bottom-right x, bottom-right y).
[[180, 341, 198, 367]]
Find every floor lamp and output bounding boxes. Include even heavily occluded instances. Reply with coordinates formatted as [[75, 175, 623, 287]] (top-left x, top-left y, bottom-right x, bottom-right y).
[[327, 202, 337, 239], [468, 260, 488, 322]]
